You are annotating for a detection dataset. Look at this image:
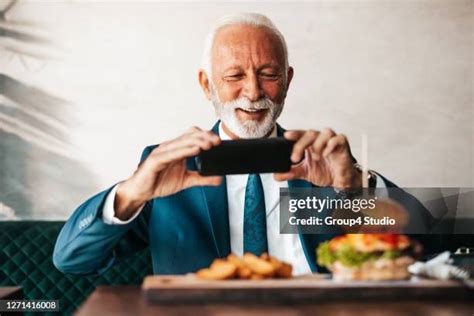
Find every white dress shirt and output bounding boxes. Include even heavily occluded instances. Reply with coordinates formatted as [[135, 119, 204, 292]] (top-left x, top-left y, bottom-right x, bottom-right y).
[[103, 123, 387, 276]]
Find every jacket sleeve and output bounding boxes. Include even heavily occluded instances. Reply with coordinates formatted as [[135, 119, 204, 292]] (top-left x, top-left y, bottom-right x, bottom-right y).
[[53, 145, 157, 275], [375, 173, 434, 233]]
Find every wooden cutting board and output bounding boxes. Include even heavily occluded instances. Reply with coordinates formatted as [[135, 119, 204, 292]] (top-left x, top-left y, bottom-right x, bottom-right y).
[[142, 274, 473, 304]]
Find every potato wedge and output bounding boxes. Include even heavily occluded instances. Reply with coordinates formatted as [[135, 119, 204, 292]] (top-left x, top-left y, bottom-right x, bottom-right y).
[[227, 254, 253, 279], [197, 260, 237, 280], [227, 254, 245, 268], [237, 267, 252, 279], [250, 273, 265, 280], [267, 255, 293, 278], [242, 253, 275, 277], [275, 262, 293, 278]]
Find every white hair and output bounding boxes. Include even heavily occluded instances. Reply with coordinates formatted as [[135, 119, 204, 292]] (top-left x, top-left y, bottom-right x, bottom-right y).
[[201, 13, 289, 79]]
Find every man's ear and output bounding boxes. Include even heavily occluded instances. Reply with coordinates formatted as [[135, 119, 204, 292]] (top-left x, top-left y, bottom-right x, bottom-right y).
[[286, 66, 294, 89], [198, 69, 212, 100]]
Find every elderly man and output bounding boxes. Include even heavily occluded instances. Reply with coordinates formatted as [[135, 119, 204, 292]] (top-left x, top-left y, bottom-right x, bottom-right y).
[[53, 13, 430, 276]]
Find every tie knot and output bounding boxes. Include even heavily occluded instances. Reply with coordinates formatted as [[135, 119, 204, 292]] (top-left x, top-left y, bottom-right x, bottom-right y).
[[247, 173, 261, 183]]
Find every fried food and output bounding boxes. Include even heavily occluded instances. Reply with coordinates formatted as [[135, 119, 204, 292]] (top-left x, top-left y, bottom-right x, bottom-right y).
[[275, 261, 293, 278], [196, 259, 237, 280], [196, 253, 293, 280], [227, 254, 252, 279], [242, 253, 275, 277]]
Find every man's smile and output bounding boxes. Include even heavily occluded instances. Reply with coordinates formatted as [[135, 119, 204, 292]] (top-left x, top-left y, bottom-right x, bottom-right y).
[[236, 108, 269, 120]]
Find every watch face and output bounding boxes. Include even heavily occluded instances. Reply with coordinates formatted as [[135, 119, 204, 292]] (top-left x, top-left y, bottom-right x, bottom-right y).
[[353, 163, 377, 188], [369, 173, 377, 188]]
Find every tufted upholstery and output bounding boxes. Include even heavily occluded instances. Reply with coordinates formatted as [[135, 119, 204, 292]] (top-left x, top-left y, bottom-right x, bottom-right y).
[[0, 221, 152, 315]]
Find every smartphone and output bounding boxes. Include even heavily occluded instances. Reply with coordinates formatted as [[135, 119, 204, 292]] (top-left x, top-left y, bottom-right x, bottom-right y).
[[195, 138, 294, 176]]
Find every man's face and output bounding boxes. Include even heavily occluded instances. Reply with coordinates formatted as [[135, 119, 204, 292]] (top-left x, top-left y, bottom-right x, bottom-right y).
[[203, 24, 293, 138]]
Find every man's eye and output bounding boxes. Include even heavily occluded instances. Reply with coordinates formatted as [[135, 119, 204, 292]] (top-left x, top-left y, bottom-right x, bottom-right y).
[[260, 73, 280, 80], [224, 74, 244, 81]]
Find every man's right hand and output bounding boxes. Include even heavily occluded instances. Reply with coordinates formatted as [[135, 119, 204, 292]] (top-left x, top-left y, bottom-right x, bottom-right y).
[[114, 126, 222, 220]]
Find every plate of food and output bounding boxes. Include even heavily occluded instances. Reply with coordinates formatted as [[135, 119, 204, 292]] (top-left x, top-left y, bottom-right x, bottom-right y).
[[142, 240, 472, 304]]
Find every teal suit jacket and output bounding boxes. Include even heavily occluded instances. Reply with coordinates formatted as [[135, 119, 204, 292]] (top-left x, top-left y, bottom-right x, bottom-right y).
[[53, 122, 429, 275]]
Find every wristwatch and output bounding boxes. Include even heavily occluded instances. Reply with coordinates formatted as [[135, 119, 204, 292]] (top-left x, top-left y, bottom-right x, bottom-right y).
[[353, 163, 377, 188], [334, 163, 378, 198]]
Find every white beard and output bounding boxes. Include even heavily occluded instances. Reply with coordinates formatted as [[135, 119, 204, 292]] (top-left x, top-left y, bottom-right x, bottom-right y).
[[210, 85, 285, 139]]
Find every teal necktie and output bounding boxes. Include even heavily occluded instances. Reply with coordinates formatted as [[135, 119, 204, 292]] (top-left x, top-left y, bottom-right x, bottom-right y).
[[243, 174, 268, 255]]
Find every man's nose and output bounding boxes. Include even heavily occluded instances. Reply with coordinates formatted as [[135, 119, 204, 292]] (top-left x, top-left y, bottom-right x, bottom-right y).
[[242, 74, 264, 102]]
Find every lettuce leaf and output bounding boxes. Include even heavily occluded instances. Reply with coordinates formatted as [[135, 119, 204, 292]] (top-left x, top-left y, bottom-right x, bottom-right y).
[[381, 249, 402, 259], [316, 242, 403, 268], [316, 241, 337, 268], [337, 244, 379, 267]]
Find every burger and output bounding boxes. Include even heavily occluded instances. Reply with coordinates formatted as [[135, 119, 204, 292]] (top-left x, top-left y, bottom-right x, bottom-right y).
[[317, 234, 421, 281]]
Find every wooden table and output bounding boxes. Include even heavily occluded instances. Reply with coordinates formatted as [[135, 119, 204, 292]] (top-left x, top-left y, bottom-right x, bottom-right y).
[[76, 286, 474, 316]]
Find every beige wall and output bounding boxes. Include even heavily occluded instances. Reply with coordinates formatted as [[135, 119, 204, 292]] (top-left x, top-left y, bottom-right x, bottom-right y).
[[0, 0, 472, 219]]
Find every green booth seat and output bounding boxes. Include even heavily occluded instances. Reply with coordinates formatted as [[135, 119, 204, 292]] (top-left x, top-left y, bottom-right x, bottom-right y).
[[0, 221, 152, 315]]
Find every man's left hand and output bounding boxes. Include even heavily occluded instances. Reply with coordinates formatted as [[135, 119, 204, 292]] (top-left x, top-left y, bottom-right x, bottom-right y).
[[274, 129, 362, 190]]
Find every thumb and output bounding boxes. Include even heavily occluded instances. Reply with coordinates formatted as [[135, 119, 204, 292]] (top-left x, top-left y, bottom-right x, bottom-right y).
[[273, 164, 305, 182], [183, 171, 223, 188], [273, 171, 295, 182]]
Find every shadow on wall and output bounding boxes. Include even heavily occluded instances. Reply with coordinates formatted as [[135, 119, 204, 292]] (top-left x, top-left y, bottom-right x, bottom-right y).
[[0, 1, 96, 220]]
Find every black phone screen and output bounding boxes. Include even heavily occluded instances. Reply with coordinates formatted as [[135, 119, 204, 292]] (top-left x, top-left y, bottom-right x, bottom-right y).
[[195, 138, 294, 176]]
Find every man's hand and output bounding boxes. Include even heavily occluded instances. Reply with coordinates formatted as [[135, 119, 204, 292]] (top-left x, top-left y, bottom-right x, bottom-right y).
[[274, 129, 362, 190], [114, 126, 222, 220]]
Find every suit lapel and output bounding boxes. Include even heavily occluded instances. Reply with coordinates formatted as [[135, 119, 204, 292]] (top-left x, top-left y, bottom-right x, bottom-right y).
[[187, 121, 231, 258], [201, 179, 231, 258]]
